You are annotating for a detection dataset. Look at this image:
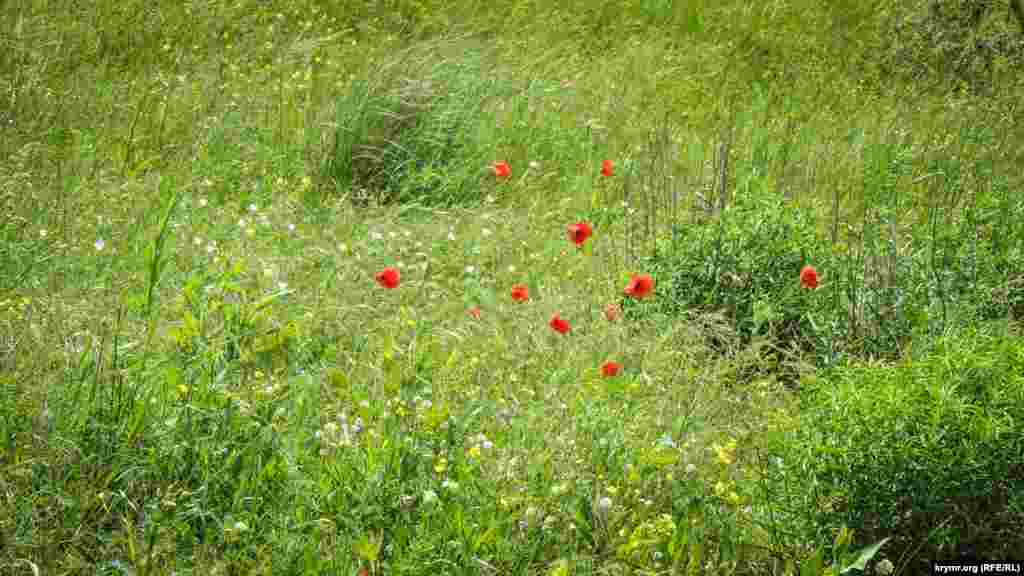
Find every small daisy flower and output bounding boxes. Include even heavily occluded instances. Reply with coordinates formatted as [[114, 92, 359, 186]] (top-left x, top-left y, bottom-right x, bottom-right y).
[[248, 203, 257, 213], [94, 238, 105, 251]]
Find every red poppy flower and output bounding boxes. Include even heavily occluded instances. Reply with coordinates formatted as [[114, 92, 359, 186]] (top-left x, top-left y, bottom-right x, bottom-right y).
[[511, 283, 529, 302], [549, 313, 570, 334], [800, 265, 818, 289], [604, 303, 621, 321], [601, 360, 622, 377], [601, 160, 613, 177], [375, 267, 400, 289], [357, 569, 369, 576], [468, 306, 481, 319], [493, 161, 511, 178], [567, 221, 593, 245], [623, 273, 654, 298]]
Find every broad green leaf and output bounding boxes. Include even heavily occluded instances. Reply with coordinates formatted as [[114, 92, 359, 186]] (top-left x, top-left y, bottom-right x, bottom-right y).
[[840, 537, 891, 574], [801, 546, 824, 576]]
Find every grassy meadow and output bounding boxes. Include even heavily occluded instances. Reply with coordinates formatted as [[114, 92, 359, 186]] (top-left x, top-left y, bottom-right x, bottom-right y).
[[2, 0, 1024, 574]]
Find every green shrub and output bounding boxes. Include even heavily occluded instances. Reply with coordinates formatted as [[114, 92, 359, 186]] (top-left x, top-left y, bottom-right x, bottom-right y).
[[634, 144, 1024, 372], [637, 192, 825, 360], [765, 329, 1024, 565]]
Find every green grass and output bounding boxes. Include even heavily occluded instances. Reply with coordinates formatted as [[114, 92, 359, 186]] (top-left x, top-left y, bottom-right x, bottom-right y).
[[2, 0, 1024, 574]]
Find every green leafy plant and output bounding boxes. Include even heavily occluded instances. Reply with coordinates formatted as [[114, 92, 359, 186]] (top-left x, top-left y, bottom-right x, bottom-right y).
[[637, 191, 826, 369], [800, 529, 890, 576], [768, 329, 1024, 567]]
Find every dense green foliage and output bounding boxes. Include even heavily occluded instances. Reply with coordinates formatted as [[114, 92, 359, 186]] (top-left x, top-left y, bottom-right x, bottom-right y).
[[769, 330, 1024, 570], [2, 0, 1022, 574]]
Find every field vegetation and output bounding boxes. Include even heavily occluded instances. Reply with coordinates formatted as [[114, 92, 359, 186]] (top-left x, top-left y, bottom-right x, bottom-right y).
[[2, 0, 1023, 574]]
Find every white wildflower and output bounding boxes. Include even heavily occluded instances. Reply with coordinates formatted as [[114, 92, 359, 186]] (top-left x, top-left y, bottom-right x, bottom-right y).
[[596, 496, 612, 520]]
